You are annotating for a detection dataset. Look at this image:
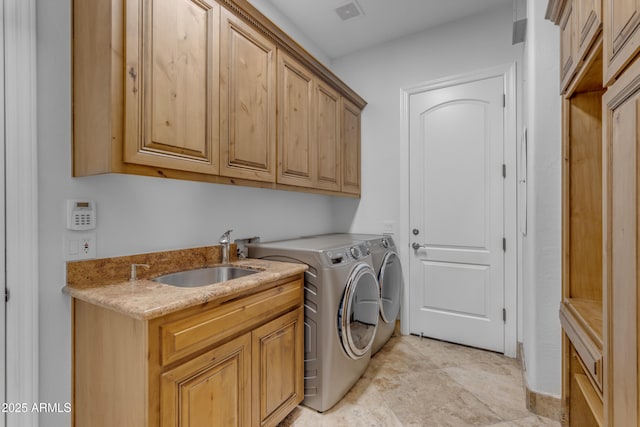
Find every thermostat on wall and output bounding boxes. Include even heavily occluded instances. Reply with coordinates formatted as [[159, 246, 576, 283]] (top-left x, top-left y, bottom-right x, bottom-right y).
[[67, 199, 96, 231]]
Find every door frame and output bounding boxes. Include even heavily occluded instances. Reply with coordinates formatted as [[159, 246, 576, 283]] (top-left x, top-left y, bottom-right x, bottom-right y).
[[399, 63, 517, 357], [4, 0, 39, 425]]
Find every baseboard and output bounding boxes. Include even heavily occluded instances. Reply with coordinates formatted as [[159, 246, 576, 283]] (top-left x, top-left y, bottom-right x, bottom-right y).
[[517, 342, 562, 421]]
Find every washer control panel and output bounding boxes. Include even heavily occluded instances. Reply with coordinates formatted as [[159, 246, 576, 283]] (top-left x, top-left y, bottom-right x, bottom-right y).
[[326, 244, 369, 265]]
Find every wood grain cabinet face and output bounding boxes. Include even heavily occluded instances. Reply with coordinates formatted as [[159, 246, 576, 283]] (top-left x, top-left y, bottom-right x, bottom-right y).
[[252, 308, 304, 427], [604, 0, 640, 84], [576, 0, 602, 60], [560, 0, 576, 90], [341, 98, 361, 195], [220, 8, 277, 183], [603, 61, 640, 426], [277, 52, 315, 188], [124, 0, 220, 174], [315, 80, 342, 192], [160, 333, 252, 427]]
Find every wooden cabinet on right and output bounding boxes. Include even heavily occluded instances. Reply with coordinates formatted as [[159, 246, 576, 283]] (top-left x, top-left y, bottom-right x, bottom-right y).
[[548, 0, 640, 425], [603, 56, 640, 426]]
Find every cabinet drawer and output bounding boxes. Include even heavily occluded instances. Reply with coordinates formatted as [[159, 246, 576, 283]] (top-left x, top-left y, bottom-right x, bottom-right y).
[[560, 305, 603, 390], [160, 279, 302, 366]]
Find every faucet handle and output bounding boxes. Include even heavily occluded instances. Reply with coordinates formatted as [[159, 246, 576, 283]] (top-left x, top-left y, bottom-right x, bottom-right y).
[[219, 229, 233, 244], [130, 263, 150, 281]]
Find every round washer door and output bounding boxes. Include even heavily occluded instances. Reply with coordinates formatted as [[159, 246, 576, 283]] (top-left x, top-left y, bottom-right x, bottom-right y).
[[338, 262, 380, 359], [378, 251, 403, 323]]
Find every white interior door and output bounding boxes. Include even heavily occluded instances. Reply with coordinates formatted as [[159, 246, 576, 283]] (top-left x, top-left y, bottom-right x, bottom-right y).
[[409, 75, 505, 353]]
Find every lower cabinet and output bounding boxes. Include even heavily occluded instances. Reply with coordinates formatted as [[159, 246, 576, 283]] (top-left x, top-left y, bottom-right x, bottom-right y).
[[72, 276, 304, 427], [161, 334, 252, 427]]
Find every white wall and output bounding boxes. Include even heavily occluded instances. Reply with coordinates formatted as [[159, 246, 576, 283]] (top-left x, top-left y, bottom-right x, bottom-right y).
[[36, 1, 348, 425], [521, 0, 562, 397]]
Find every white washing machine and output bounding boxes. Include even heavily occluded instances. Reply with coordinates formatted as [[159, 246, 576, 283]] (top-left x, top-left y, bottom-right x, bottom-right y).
[[320, 234, 404, 354], [247, 235, 380, 412]]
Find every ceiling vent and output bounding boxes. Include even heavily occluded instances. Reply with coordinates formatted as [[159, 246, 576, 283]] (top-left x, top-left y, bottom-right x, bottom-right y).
[[335, 1, 365, 21]]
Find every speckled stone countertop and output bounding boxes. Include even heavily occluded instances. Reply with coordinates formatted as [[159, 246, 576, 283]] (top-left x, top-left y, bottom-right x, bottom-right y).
[[63, 246, 307, 320]]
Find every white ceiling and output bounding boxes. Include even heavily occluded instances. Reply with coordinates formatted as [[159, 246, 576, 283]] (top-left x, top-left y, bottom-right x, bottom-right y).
[[262, 0, 512, 59]]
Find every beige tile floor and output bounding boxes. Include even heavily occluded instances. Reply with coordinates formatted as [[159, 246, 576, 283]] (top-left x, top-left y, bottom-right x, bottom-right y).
[[279, 335, 560, 427]]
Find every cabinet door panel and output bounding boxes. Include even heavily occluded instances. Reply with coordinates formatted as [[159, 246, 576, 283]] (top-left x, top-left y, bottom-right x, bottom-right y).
[[252, 309, 303, 427], [603, 59, 640, 426], [125, 0, 219, 174], [560, 0, 576, 90], [576, 0, 601, 60], [220, 9, 276, 182], [341, 98, 361, 195], [277, 52, 314, 187], [604, 0, 640, 83], [316, 81, 341, 191], [161, 333, 251, 427]]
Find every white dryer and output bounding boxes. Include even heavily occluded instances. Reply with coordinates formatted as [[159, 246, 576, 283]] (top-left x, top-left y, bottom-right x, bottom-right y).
[[247, 235, 380, 412], [322, 234, 404, 354]]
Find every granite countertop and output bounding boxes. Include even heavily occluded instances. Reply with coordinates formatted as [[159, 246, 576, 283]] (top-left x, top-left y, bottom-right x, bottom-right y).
[[64, 255, 307, 320]]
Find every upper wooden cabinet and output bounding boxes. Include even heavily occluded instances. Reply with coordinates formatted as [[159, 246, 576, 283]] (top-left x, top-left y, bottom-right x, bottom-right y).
[[72, 0, 366, 197], [276, 51, 342, 192], [276, 51, 315, 188], [219, 8, 277, 183], [548, 0, 602, 92], [603, 0, 640, 84], [124, 0, 221, 175], [341, 98, 362, 195]]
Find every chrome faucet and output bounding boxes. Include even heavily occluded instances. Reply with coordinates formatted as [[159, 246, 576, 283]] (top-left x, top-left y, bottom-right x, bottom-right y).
[[219, 229, 233, 264]]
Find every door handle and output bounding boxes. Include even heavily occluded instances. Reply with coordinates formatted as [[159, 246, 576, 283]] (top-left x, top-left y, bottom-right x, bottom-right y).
[[412, 242, 427, 251]]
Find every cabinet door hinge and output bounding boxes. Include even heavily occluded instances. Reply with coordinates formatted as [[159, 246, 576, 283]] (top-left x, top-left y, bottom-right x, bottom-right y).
[[502, 308, 506, 322], [502, 164, 506, 178], [502, 238, 506, 252], [503, 93, 506, 107], [5, 288, 9, 302]]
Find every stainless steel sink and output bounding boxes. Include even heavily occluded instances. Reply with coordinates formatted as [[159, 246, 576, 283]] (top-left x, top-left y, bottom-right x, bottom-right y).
[[152, 266, 259, 287]]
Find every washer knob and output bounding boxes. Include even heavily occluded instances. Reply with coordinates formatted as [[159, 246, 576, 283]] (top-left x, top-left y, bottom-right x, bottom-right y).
[[382, 238, 389, 248], [350, 246, 361, 259]]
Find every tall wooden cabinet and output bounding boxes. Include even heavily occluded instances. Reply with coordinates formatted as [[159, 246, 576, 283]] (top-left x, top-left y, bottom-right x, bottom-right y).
[[547, 0, 640, 425], [72, 0, 366, 197]]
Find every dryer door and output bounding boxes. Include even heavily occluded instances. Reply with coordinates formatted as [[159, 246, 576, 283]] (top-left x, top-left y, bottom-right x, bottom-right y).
[[338, 262, 379, 359], [378, 251, 403, 323]]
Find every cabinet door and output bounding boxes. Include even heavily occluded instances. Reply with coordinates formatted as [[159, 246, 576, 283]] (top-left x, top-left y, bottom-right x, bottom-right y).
[[604, 0, 640, 84], [315, 80, 341, 192], [603, 56, 640, 427], [575, 0, 602, 61], [124, 0, 220, 174], [341, 98, 361, 195], [220, 9, 277, 182], [252, 308, 303, 427], [276, 51, 315, 188], [560, 0, 576, 91], [160, 333, 251, 427]]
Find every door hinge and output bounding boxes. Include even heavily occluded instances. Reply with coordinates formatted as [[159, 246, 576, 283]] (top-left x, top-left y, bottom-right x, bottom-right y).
[[503, 93, 506, 107], [5, 288, 9, 302], [502, 308, 506, 322], [502, 164, 506, 178], [502, 237, 506, 252]]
